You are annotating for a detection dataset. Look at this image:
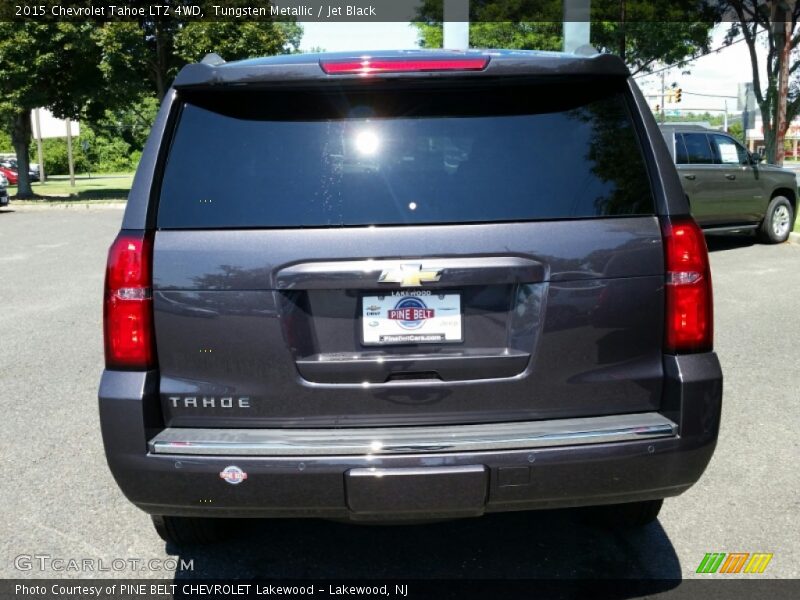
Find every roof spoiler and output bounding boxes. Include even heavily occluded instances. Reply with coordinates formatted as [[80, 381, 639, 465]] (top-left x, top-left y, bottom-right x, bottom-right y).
[[173, 52, 629, 88]]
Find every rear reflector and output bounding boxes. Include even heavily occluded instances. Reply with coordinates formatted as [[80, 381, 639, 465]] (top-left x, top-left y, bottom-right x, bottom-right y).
[[320, 57, 490, 75], [103, 231, 156, 369], [661, 218, 713, 354]]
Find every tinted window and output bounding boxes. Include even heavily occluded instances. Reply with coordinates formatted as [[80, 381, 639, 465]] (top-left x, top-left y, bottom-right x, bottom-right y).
[[675, 133, 689, 164], [158, 83, 654, 228], [682, 133, 714, 164], [711, 134, 749, 165]]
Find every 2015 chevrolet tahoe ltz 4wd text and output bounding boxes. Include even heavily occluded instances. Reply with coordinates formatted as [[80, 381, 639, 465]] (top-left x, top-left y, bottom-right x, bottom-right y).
[[99, 50, 723, 545]]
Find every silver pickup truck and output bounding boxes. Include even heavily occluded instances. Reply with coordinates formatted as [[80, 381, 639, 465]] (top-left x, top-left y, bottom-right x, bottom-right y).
[[660, 124, 797, 243]]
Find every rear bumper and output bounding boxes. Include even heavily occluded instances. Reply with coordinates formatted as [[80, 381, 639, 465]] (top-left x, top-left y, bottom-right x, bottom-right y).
[[98, 353, 722, 520]]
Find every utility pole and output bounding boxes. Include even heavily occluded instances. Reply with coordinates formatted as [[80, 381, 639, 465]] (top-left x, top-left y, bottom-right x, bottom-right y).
[[724, 100, 728, 132], [443, 0, 469, 50], [660, 71, 666, 124], [33, 108, 45, 183], [563, 0, 591, 53], [66, 118, 75, 188]]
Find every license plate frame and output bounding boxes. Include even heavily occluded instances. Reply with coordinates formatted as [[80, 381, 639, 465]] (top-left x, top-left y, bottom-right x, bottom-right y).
[[360, 291, 463, 346]]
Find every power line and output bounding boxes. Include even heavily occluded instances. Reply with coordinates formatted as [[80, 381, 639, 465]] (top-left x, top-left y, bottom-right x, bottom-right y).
[[643, 90, 737, 99], [633, 29, 765, 80], [682, 90, 738, 99]]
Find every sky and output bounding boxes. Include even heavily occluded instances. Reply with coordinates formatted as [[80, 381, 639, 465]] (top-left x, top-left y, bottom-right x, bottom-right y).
[[299, 22, 420, 52], [635, 25, 768, 114], [299, 22, 765, 115]]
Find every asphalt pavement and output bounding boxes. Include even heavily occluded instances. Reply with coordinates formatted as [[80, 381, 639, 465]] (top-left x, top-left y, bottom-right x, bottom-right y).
[[0, 207, 798, 582]]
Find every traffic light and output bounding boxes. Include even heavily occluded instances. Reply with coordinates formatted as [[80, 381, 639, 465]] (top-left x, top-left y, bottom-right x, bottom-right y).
[[675, 88, 682, 103], [655, 104, 660, 113]]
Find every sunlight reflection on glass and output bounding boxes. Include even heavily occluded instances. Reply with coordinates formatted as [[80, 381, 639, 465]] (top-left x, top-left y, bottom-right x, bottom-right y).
[[355, 129, 380, 155]]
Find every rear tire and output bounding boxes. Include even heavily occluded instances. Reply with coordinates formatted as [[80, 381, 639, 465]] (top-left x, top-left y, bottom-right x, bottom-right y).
[[151, 515, 234, 545], [759, 196, 794, 244], [583, 499, 664, 529]]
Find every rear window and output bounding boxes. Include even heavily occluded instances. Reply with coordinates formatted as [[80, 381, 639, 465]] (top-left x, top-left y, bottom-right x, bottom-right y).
[[157, 81, 654, 228]]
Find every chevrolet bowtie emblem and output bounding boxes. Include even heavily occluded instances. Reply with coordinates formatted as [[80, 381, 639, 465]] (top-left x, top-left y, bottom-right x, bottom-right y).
[[378, 264, 442, 287]]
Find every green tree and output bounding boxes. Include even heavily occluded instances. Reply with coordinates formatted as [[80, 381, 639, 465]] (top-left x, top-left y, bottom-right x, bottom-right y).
[[92, 96, 161, 152], [0, 130, 12, 153], [413, 0, 562, 52], [590, 0, 721, 75], [0, 23, 103, 197], [724, 0, 800, 165], [413, 0, 718, 75], [591, 20, 714, 75], [93, 17, 303, 175], [98, 15, 302, 101], [175, 21, 302, 67], [29, 137, 91, 175], [664, 112, 725, 126], [727, 121, 745, 144]]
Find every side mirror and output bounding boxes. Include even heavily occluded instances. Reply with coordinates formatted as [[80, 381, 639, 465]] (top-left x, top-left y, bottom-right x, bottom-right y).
[[752, 150, 765, 163]]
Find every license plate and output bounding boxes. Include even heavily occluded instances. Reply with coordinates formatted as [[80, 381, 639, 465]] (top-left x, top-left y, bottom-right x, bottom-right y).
[[362, 292, 462, 345]]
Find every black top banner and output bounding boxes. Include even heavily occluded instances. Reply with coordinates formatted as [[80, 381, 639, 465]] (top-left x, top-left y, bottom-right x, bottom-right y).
[[0, 0, 778, 23]]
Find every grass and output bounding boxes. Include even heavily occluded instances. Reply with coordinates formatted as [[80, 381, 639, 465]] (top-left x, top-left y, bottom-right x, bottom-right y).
[[6, 171, 799, 233], [9, 173, 133, 202]]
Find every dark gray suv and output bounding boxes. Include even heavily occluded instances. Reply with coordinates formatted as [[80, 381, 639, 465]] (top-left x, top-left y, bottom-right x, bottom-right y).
[[99, 50, 723, 545], [660, 124, 797, 243]]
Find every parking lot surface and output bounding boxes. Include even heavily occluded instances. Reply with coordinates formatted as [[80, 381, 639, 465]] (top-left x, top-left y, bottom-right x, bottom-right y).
[[1, 207, 798, 581]]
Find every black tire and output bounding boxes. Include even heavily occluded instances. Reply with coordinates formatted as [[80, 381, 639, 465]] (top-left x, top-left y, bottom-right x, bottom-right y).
[[583, 499, 664, 529], [759, 196, 794, 244], [151, 515, 234, 545]]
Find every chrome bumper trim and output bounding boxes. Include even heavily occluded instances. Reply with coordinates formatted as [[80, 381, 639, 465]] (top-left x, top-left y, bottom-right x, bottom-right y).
[[149, 413, 677, 457]]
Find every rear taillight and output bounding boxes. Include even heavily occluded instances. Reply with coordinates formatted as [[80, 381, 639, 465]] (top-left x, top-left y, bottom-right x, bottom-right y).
[[320, 57, 490, 75], [103, 231, 156, 369], [662, 217, 713, 354]]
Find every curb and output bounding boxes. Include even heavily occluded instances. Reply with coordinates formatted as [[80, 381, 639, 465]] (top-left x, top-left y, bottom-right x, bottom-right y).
[[6, 201, 126, 210]]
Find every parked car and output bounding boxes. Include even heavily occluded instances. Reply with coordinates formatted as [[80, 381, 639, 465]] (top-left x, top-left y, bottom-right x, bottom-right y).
[[0, 165, 17, 185], [99, 50, 722, 545], [0, 158, 39, 182], [0, 173, 8, 207], [660, 124, 797, 243]]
